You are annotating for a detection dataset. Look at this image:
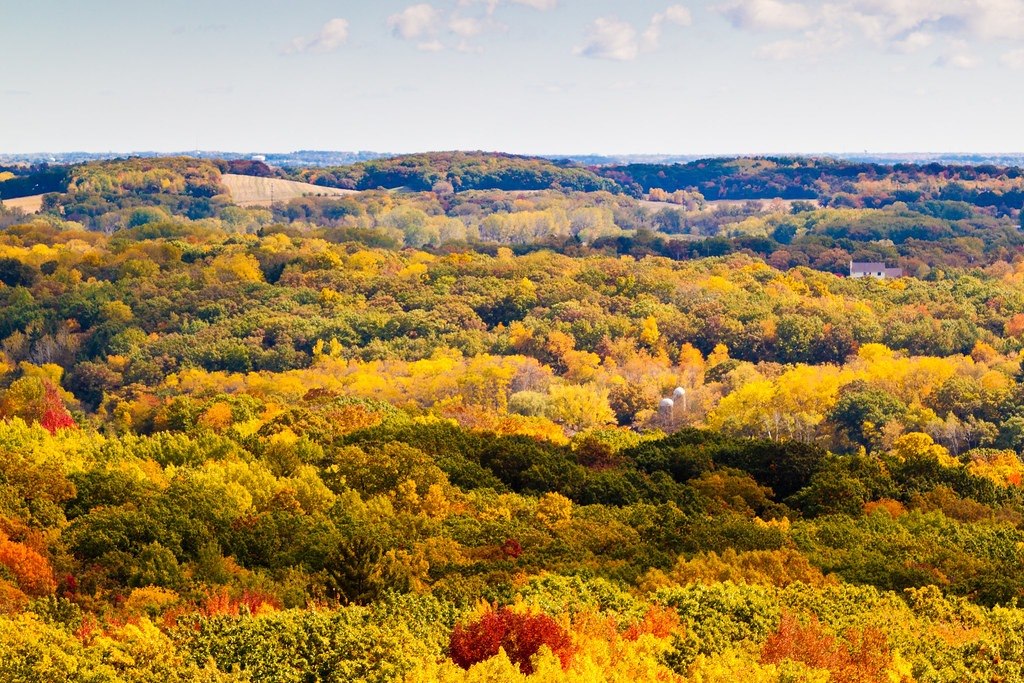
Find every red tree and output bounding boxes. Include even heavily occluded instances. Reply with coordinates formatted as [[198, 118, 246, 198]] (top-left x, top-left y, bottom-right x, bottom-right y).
[[501, 538, 523, 559], [40, 382, 76, 434], [450, 607, 574, 674], [761, 612, 892, 683]]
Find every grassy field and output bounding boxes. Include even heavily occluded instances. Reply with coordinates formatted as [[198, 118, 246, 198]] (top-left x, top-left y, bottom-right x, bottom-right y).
[[221, 173, 357, 207], [0, 194, 44, 214]]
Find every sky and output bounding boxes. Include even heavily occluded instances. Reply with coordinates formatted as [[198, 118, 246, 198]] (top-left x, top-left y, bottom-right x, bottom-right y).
[[1, 0, 1023, 155]]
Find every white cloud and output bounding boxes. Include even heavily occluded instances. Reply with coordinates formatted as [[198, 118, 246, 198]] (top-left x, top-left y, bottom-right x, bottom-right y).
[[844, 0, 947, 45], [934, 40, 982, 68], [755, 24, 844, 60], [388, 4, 442, 41], [716, 0, 815, 31], [664, 5, 694, 25], [934, 52, 982, 68], [847, 0, 1024, 46], [1002, 48, 1024, 68], [284, 18, 349, 54], [511, 0, 557, 9], [575, 17, 639, 61], [888, 30, 934, 53], [388, 4, 451, 51], [457, 0, 556, 13], [449, 15, 508, 43], [579, 6, 693, 60], [718, 0, 1024, 62], [963, 0, 1024, 41], [449, 16, 485, 37], [392, 1, 526, 52], [861, 0, 1024, 43], [643, 5, 693, 50]]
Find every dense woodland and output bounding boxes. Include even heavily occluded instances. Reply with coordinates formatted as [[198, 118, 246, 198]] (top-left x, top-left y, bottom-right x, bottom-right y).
[[1, 154, 1024, 680]]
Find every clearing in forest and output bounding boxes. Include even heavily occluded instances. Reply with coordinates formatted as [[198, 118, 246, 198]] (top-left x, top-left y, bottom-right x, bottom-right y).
[[0, 194, 44, 214], [221, 173, 357, 207]]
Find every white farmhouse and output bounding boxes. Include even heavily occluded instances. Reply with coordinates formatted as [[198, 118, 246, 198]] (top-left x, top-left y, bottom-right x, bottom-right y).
[[849, 261, 903, 279]]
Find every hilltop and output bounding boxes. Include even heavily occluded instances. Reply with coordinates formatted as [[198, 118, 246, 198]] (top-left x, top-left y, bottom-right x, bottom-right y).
[[293, 151, 623, 194]]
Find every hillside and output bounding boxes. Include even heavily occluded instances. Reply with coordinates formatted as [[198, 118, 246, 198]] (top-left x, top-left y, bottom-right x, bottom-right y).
[[2, 155, 1019, 277], [293, 151, 623, 193], [602, 156, 1024, 208], [220, 173, 357, 206], [1, 153, 1024, 679]]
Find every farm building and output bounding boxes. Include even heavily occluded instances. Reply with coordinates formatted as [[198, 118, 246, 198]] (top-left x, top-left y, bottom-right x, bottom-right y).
[[849, 261, 902, 279]]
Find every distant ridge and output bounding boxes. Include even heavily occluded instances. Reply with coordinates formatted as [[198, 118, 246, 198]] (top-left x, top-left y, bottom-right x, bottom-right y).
[[0, 150, 395, 167], [3, 150, 1024, 168]]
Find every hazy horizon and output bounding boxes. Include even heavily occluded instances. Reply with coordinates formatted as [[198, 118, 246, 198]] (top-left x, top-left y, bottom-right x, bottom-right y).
[[5, 149, 1024, 158]]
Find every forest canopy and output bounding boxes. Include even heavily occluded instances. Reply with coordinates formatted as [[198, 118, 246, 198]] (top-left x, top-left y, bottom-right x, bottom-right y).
[[1, 153, 1024, 681]]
